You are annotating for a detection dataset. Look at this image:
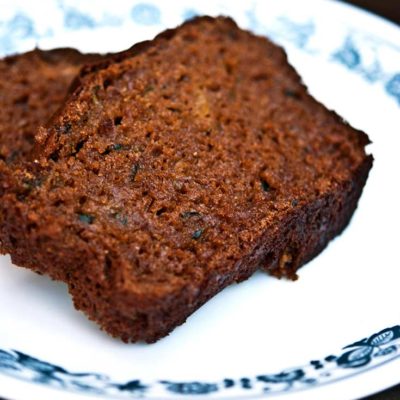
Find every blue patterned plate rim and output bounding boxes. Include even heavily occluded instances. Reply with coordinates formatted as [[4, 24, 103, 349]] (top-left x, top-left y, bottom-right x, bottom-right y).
[[0, 326, 399, 399]]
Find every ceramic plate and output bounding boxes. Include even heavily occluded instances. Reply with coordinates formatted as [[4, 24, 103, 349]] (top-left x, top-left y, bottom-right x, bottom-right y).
[[0, 0, 399, 399]]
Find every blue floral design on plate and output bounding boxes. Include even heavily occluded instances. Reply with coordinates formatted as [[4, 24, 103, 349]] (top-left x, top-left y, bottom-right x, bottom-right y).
[[332, 35, 400, 104], [244, 5, 400, 107], [0, 326, 398, 398], [0, 12, 36, 54], [64, 9, 96, 30], [182, 9, 199, 22], [7, 13, 34, 39], [333, 37, 361, 69], [131, 3, 161, 26], [0, 1, 398, 109], [386, 74, 400, 104]]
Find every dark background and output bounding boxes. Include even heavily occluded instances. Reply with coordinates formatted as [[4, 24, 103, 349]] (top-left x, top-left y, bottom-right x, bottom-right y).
[[343, 0, 400, 25], [0, 1, 398, 400]]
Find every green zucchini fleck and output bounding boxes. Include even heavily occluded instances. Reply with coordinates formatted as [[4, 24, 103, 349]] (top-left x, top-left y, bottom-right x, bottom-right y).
[[192, 228, 204, 240], [143, 84, 154, 94], [78, 213, 94, 224], [260, 179, 270, 192], [131, 163, 140, 181], [114, 213, 128, 226]]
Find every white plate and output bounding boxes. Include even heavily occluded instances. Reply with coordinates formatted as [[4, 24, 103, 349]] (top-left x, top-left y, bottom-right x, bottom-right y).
[[0, 1, 399, 399]]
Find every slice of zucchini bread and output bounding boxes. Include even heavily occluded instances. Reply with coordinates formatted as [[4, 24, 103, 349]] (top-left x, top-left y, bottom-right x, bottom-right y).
[[0, 17, 372, 342], [0, 48, 101, 164]]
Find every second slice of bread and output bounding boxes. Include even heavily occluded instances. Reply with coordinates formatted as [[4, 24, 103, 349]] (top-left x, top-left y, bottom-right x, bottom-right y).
[[0, 48, 102, 164]]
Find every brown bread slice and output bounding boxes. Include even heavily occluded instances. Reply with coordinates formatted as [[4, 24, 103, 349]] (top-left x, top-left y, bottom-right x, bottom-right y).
[[0, 17, 373, 343], [0, 48, 102, 164]]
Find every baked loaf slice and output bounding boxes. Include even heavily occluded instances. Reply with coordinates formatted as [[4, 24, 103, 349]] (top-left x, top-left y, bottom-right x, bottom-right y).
[[0, 17, 372, 342], [0, 48, 101, 164]]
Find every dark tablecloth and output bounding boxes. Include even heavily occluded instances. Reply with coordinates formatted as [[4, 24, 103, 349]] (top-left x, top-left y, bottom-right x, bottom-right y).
[[343, 0, 400, 26]]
